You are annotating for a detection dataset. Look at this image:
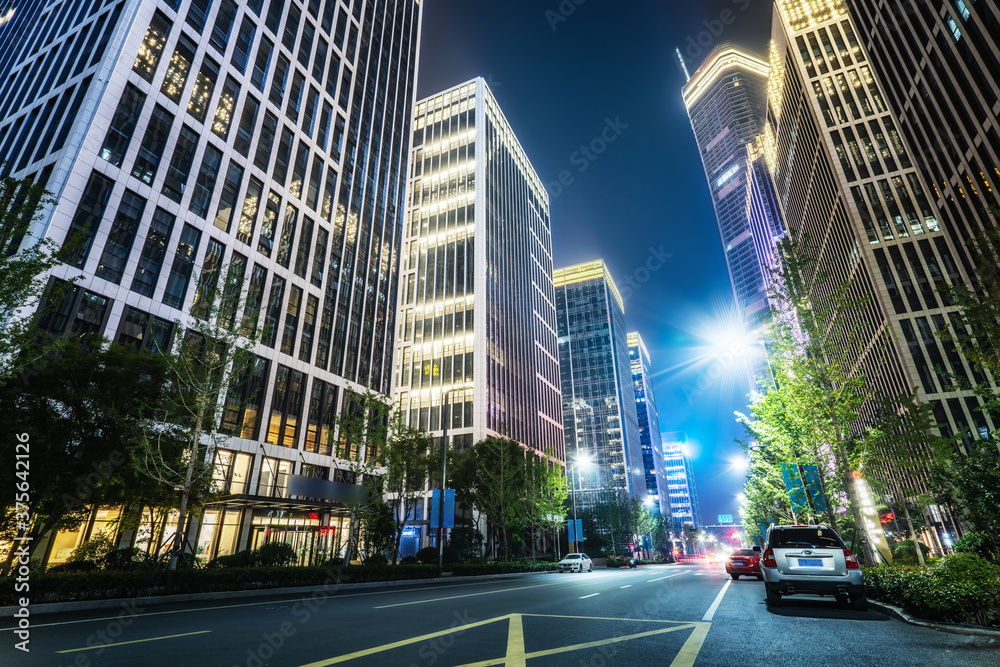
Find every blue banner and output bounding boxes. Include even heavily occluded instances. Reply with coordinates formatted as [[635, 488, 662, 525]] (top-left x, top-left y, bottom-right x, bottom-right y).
[[429, 489, 455, 529], [780, 462, 810, 515], [801, 465, 829, 514], [567, 519, 583, 543]]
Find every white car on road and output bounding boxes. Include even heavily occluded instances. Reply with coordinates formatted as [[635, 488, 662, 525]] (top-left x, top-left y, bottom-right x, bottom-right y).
[[558, 553, 593, 572]]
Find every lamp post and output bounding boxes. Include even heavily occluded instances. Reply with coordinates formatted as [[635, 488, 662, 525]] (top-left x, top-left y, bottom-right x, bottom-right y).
[[438, 384, 472, 569]]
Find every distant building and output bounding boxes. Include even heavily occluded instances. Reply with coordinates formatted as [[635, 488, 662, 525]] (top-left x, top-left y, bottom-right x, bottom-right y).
[[661, 432, 701, 545], [628, 332, 670, 519], [555, 260, 644, 510], [683, 44, 771, 327]]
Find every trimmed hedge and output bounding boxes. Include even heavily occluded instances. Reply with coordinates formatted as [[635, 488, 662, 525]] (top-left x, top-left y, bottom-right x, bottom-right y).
[[0, 564, 440, 606], [451, 562, 560, 577], [863, 553, 1000, 628]]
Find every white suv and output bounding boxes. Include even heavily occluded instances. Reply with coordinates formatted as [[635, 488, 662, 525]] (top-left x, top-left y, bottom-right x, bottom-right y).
[[756, 524, 866, 610]]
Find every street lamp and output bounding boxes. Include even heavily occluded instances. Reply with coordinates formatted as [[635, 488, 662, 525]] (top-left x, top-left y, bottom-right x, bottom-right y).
[[438, 383, 473, 569], [569, 453, 594, 553]]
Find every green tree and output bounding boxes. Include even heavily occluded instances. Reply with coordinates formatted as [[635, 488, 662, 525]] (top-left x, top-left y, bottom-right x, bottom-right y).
[[0, 338, 169, 574], [452, 437, 527, 562], [517, 455, 568, 563], [0, 174, 78, 385], [135, 262, 262, 568]]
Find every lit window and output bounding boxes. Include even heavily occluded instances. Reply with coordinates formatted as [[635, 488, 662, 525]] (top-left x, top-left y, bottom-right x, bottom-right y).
[[212, 76, 241, 139], [132, 11, 172, 82], [188, 57, 220, 122], [160, 34, 198, 103], [946, 14, 962, 42]]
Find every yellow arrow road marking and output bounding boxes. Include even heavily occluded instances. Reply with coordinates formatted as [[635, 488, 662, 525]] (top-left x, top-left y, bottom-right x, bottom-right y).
[[56, 630, 211, 653]]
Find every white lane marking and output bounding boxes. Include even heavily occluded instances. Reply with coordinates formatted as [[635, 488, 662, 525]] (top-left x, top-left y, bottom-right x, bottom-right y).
[[619, 585, 632, 589], [647, 573, 685, 582], [579, 593, 601, 599], [0, 579, 537, 631], [702, 579, 732, 621]]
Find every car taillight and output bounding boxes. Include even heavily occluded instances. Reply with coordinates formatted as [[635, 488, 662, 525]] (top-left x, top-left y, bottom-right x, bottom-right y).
[[762, 548, 776, 568], [844, 549, 859, 569]]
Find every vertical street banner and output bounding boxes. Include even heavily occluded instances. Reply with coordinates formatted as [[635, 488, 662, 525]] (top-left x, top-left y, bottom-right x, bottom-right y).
[[801, 465, 829, 515], [780, 462, 810, 515], [429, 489, 456, 529], [567, 519, 583, 544]]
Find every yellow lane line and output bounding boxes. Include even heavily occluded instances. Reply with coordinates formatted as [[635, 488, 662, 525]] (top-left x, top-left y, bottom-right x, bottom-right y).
[[56, 630, 211, 653], [297, 615, 513, 667], [453, 623, 699, 667], [519, 613, 695, 624], [373, 582, 559, 609], [669, 622, 711, 667], [504, 614, 526, 667]]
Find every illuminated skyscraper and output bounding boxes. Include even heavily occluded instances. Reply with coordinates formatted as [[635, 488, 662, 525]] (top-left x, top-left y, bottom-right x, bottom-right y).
[[628, 331, 669, 519], [683, 44, 771, 326], [393, 78, 563, 462], [848, 0, 1000, 445], [661, 432, 701, 540], [555, 260, 644, 509], [0, 0, 421, 565], [764, 0, 988, 547]]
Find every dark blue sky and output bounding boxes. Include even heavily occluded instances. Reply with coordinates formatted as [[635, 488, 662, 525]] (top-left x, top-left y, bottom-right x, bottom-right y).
[[417, 0, 772, 527]]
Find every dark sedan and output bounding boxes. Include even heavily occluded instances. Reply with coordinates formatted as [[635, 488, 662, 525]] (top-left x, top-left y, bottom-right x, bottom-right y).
[[725, 548, 762, 580]]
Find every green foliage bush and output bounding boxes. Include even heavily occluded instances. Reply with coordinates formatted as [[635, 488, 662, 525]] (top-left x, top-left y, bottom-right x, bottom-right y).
[[364, 554, 389, 567], [0, 563, 444, 605], [399, 556, 420, 565], [953, 532, 997, 561], [863, 553, 1000, 627], [255, 543, 297, 567], [891, 540, 931, 566], [605, 558, 626, 568], [414, 545, 461, 564], [206, 543, 296, 569], [46, 560, 99, 574], [451, 562, 560, 576]]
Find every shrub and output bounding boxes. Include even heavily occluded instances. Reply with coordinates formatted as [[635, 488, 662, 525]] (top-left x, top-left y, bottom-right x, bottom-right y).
[[451, 562, 559, 576], [399, 556, 419, 565], [102, 547, 156, 571], [68, 531, 116, 565], [339, 564, 440, 583], [206, 550, 258, 569], [414, 545, 461, 564], [892, 540, 931, 565], [605, 558, 626, 568], [364, 554, 389, 567], [954, 532, 997, 561], [46, 560, 99, 574], [863, 553, 1000, 627], [255, 542, 297, 567]]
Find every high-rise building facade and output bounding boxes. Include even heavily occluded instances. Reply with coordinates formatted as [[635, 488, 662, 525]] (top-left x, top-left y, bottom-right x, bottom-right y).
[[764, 0, 984, 546], [393, 78, 563, 468], [628, 331, 669, 519], [0, 0, 422, 565], [555, 260, 644, 509], [848, 0, 1000, 446], [661, 432, 701, 540], [683, 44, 771, 326]]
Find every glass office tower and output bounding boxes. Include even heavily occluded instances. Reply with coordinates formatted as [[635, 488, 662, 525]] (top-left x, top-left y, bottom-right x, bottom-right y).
[[683, 45, 771, 327], [0, 0, 421, 566], [765, 0, 983, 550], [848, 0, 1000, 446], [555, 260, 644, 510], [628, 331, 669, 519], [661, 432, 701, 547], [394, 78, 563, 467]]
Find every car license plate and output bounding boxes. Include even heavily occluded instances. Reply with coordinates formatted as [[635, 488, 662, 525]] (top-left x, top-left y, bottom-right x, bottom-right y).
[[798, 558, 823, 567], [732, 561, 744, 566]]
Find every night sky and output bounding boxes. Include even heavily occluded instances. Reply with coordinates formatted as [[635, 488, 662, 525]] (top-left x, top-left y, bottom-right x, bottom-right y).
[[417, 0, 773, 527]]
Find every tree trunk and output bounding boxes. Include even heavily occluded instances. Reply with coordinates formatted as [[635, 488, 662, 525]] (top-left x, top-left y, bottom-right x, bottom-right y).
[[171, 398, 206, 570], [827, 396, 872, 565], [902, 503, 925, 566]]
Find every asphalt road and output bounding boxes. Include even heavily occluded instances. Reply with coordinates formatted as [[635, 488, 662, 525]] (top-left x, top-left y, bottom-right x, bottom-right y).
[[2, 560, 996, 666]]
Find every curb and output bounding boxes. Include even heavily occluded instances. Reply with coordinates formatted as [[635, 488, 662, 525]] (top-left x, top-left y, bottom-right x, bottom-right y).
[[869, 600, 1000, 640], [0, 570, 560, 619]]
